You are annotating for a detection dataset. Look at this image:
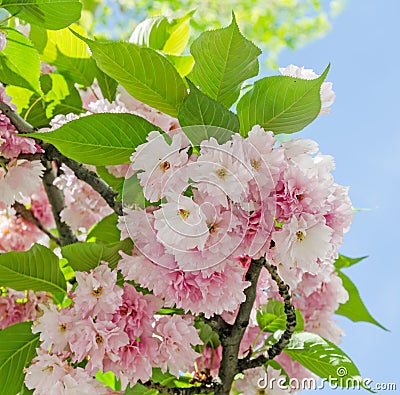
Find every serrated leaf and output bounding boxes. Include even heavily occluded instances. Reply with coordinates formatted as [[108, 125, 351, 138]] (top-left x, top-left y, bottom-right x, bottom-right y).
[[0, 322, 40, 395], [336, 271, 387, 331], [189, 13, 261, 108], [96, 166, 125, 198], [256, 299, 304, 333], [26, 113, 161, 166], [0, 27, 41, 93], [237, 65, 330, 135], [96, 65, 118, 102], [86, 213, 120, 244], [2, 0, 82, 30], [178, 80, 239, 145], [334, 254, 368, 270], [284, 332, 363, 388], [0, 244, 66, 294], [61, 239, 133, 272], [76, 33, 187, 116], [195, 321, 220, 349], [124, 383, 158, 395], [30, 24, 97, 87]]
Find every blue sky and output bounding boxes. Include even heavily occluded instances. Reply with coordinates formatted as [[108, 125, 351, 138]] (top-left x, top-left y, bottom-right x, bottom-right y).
[[277, 0, 400, 392]]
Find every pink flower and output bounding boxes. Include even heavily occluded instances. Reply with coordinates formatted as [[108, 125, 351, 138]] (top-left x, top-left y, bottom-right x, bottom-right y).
[[154, 315, 201, 376], [74, 264, 123, 320], [0, 160, 44, 206]]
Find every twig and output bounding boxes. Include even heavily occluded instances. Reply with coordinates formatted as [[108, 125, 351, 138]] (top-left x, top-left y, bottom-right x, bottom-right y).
[[12, 201, 61, 246], [41, 159, 78, 246], [237, 261, 297, 372]]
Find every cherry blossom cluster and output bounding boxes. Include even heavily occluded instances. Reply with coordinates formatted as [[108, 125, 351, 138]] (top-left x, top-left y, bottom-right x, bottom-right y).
[[26, 264, 201, 393]]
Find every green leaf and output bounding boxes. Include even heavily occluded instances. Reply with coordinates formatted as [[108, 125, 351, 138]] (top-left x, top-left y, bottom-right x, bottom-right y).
[[26, 113, 161, 166], [2, 0, 82, 30], [178, 80, 239, 145], [334, 254, 368, 270], [76, 33, 187, 116], [30, 24, 97, 87], [86, 213, 120, 243], [256, 299, 304, 333], [130, 12, 193, 56], [165, 54, 194, 78], [96, 370, 121, 391], [96, 65, 118, 102], [124, 383, 159, 395], [7, 73, 83, 128], [336, 271, 387, 331], [96, 166, 125, 198], [284, 332, 363, 388], [237, 65, 330, 135], [0, 322, 40, 395], [189, 13, 261, 108], [0, 27, 41, 93], [0, 244, 66, 294], [61, 239, 133, 272], [195, 321, 220, 349]]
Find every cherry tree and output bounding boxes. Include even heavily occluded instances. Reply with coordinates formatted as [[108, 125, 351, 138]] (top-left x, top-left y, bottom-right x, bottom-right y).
[[0, 2, 385, 395]]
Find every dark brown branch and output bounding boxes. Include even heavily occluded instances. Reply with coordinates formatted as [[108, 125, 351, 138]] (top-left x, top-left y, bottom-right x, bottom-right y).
[[42, 143, 123, 216], [0, 100, 123, 216], [12, 201, 61, 246], [41, 159, 78, 246], [216, 256, 266, 395], [237, 261, 297, 372], [0, 101, 35, 134]]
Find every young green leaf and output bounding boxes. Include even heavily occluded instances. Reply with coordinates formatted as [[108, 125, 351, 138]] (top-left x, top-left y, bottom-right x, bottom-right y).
[[74, 33, 187, 117], [178, 80, 239, 145], [189, 13, 261, 108], [284, 332, 363, 388], [0, 27, 41, 94], [165, 54, 194, 77], [30, 25, 97, 87], [0, 322, 40, 395], [237, 65, 330, 135], [26, 113, 161, 166], [334, 254, 368, 270], [0, 244, 66, 294], [61, 239, 133, 272], [336, 271, 387, 331], [256, 299, 304, 333], [1, 0, 82, 30], [130, 12, 193, 55], [86, 213, 121, 244]]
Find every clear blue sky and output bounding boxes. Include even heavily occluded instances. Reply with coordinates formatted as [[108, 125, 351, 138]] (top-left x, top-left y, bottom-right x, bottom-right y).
[[277, 0, 400, 393]]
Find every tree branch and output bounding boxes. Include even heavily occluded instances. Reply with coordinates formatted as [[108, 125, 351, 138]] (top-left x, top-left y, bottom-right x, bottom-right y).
[[0, 100, 123, 216], [216, 256, 266, 395], [0, 101, 35, 134], [41, 158, 78, 246], [12, 201, 61, 246], [237, 261, 297, 372]]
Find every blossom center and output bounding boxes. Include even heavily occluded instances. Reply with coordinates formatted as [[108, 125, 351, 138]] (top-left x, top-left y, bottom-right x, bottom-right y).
[[208, 223, 216, 234], [92, 286, 103, 298], [95, 334, 103, 344], [216, 167, 227, 179], [296, 230, 305, 242], [179, 209, 190, 220], [159, 161, 171, 172], [250, 159, 261, 170], [59, 323, 66, 332]]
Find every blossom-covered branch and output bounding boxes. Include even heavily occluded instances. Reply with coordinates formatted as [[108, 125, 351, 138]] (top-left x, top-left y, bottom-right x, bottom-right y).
[[237, 260, 297, 372]]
